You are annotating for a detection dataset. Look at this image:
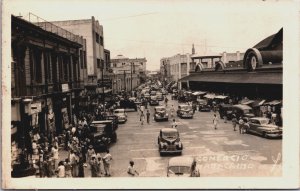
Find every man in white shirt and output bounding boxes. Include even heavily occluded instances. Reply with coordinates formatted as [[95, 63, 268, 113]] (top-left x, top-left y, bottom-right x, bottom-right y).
[[127, 160, 139, 176], [102, 150, 112, 176]]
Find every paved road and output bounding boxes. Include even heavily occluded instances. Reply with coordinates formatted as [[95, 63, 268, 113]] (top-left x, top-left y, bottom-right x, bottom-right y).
[[57, 94, 282, 178], [105, 95, 282, 177]]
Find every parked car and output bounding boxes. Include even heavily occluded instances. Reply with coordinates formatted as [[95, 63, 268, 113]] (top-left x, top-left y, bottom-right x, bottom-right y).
[[228, 104, 255, 120], [89, 120, 117, 152], [154, 106, 169, 121], [113, 109, 127, 123], [218, 104, 233, 119], [177, 104, 194, 118], [167, 156, 200, 177], [197, 99, 211, 112], [158, 128, 183, 156], [156, 92, 164, 101], [246, 117, 282, 138], [144, 93, 151, 100], [104, 115, 119, 129], [149, 96, 159, 106]]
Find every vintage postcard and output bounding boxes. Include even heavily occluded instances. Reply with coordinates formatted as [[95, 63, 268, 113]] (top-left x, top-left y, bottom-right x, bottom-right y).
[[1, 0, 299, 189]]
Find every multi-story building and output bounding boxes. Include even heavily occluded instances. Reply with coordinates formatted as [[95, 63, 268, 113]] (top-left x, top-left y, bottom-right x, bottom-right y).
[[11, 14, 87, 176], [110, 54, 147, 92], [51, 17, 105, 80]]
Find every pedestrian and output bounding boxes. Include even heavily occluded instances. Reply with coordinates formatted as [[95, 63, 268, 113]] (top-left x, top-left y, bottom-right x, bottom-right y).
[[238, 117, 245, 134], [146, 110, 150, 124], [164, 97, 168, 106], [102, 149, 112, 177], [69, 150, 79, 177], [56, 161, 66, 178], [213, 114, 219, 130], [232, 114, 237, 131], [171, 119, 177, 128], [96, 152, 103, 176], [243, 119, 250, 134], [140, 112, 145, 126], [64, 158, 72, 177], [86, 145, 95, 165], [89, 154, 98, 177], [51, 145, 59, 170], [170, 105, 175, 118], [127, 160, 139, 176], [78, 156, 85, 177]]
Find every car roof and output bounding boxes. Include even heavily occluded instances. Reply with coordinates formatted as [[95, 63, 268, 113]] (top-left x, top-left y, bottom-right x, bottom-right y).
[[168, 156, 194, 167], [114, 109, 125, 111], [233, 104, 252, 110], [91, 120, 112, 124], [155, 106, 166, 109], [250, 117, 269, 121], [179, 104, 189, 107], [161, 128, 178, 133]]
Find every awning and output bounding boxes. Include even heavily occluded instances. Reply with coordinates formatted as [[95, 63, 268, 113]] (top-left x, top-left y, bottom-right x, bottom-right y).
[[180, 72, 282, 85], [264, 100, 282, 106], [192, 91, 206, 96], [215, 95, 228, 99], [204, 94, 215, 99]]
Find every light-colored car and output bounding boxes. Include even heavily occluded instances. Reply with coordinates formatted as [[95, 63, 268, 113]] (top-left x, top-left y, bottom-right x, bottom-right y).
[[154, 106, 169, 121], [167, 156, 200, 177], [149, 96, 159, 106], [156, 92, 164, 101], [246, 117, 282, 138], [113, 109, 127, 123], [177, 104, 193, 118]]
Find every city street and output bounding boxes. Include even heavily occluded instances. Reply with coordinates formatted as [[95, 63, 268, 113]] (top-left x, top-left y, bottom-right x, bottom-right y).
[[94, 95, 282, 177]]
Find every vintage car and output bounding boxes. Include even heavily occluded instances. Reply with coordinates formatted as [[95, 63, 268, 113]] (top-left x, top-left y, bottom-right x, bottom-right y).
[[104, 114, 119, 129], [113, 109, 127, 123], [228, 104, 255, 120], [154, 106, 169, 121], [218, 104, 233, 119], [167, 156, 200, 177], [197, 99, 211, 112], [119, 98, 138, 111], [150, 90, 157, 96], [144, 93, 151, 100], [89, 120, 117, 152], [156, 92, 164, 101], [177, 104, 194, 118], [158, 128, 183, 156], [246, 117, 282, 138], [149, 96, 159, 106]]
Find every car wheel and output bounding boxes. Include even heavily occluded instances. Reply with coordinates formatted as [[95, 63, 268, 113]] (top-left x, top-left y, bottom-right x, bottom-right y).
[[262, 132, 267, 138]]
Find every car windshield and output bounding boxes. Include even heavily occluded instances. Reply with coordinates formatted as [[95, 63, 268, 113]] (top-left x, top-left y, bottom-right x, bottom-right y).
[[168, 166, 191, 174], [156, 108, 165, 112], [260, 119, 270, 125], [90, 124, 105, 134], [162, 132, 178, 139], [151, 96, 157, 99], [243, 109, 253, 114], [181, 106, 191, 110], [114, 110, 124, 114]]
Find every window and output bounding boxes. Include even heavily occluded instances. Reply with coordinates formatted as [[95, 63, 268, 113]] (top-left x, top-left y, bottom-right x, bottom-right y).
[[97, 59, 101, 68], [95, 32, 100, 43], [100, 36, 103, 46], [140, 62, 143, 65], [30, 48, 42, 83], [80, 50, 84, 69], [83, 51, 87, 69]]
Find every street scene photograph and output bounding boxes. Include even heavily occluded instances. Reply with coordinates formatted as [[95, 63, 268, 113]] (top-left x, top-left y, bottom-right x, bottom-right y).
[[3, 0, 299, 189]]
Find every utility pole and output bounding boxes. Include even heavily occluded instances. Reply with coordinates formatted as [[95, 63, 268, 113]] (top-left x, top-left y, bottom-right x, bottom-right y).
[[131, 62, 133, 92]]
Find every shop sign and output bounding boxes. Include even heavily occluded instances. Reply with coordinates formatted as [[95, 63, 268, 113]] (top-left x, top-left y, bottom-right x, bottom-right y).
[[61, 108, 69, 129], [62, 83, 69, 92]]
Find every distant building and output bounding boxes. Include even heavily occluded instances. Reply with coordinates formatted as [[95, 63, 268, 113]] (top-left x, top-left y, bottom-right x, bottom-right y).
[[110, 55, 147, 92]]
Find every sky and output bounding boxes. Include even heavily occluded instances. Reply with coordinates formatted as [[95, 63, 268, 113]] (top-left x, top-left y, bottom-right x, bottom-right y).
[[6, 0, 291, 71]]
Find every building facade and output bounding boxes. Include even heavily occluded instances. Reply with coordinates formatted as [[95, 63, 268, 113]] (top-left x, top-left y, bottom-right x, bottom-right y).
[[110, 55, 147, 92], [51, 17, 106, 81], [11, 14, 87, 175]]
